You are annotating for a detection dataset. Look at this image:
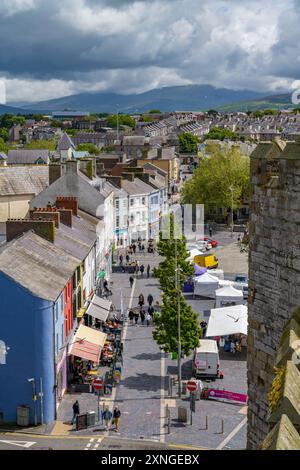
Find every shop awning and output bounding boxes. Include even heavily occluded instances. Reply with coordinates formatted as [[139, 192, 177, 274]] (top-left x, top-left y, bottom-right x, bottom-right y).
[[86, 295, 112, 322], [68, 325, 107, 362]]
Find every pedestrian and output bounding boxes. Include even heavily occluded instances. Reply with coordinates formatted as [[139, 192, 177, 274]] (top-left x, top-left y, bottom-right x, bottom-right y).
[[140, 308, 145, 325], [230, 340, 236, 354], [126, 254, 130, 264], [140, 264, 145, 277], [209, 226, 213, 238], [113, 406, 121, 433], [146, 313, 151, 326], [136, 263, 139, 275], [148, 305, 154, 318], [129, 275, 134, 288], [102, 406, 112, 431], [132, 243, 136, 254], [237, 234, 241, 243], [119, 254, 123, 266], [138, 293, 145, 307], [141, 243, 145, 254], [72, 400, 80, 425], [147, 293, 154, 306], [134, 312, 139, 326], [147, 264, 151, 278], [128, 309, 134, 325]]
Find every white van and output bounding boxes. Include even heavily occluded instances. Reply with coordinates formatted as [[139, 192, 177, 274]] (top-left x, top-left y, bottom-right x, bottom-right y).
[[192, 339, 220, 379]]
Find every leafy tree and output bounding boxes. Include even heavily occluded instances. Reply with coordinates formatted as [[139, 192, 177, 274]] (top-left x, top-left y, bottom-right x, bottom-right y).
[[107, 114, 135, 129], [149, 109, 161, 114], [0, 128, 9, 142], [181, 146, 250, 219], [204, 127, 239, 141], [141, 115, 155, 122], [0, 137, 8, 153], [153, 214, 201, 356], [50, 120, 63, 128], [0, 114, 26, 129], [179, 132, 199, 154], [76, 143, 100, 155]]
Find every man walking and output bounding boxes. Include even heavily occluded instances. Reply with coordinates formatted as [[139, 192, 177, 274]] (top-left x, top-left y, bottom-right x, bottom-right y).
[[113, 406, 121, 433], [102, 406, 112, 431], [72, 400, 80, 425], [119, 254, 123, 266], [129, 275, 134, 288], [140, 264, 145, 277], [147, 264, 151, 278], [147, 293, 154, 306]]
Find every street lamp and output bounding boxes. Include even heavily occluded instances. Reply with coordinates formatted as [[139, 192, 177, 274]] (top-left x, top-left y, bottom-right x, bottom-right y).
[[28, 378, 38, 426], [229, 185, 234, 238], [175, 237, 182, 398]]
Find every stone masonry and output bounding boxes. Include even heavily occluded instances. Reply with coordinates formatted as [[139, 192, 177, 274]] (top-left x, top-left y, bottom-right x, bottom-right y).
[[247, 141, 300, 449]]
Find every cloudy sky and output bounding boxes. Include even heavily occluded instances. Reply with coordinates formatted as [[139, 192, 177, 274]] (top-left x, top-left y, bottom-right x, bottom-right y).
[[0, 0, 299, 103]]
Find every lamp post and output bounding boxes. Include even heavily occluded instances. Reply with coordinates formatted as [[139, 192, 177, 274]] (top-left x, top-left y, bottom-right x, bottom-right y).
[[175, 236, 182, 397], [229, 185, 234, 237], [28, 378, 37, 426]]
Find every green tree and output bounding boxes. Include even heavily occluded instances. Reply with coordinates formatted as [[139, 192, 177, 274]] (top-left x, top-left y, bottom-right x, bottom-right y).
[[0, 137, 8, 153], [0, 128, 9, 142], [153, 214, 201, 356], [76, 143, 100, 155], [204, 127, 239, 141], [149, 109, 161, 114], [179, 132, 199, 154], [181, 146, 250, 218], [107, 114, 136, 129]]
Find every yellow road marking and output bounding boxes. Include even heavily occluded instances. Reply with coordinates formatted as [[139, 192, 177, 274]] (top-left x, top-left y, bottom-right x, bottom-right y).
[[168, 443, 209, 450]]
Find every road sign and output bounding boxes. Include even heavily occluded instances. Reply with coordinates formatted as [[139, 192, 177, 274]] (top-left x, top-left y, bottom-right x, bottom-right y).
[[187, 380, 197, 392], [93, 378, 103, 391]]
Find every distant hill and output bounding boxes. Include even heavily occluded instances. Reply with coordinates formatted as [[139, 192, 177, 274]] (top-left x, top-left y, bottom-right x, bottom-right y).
[[19, 85, 267, 113], [0, 103, 36, 115], [217, 93, 294, 112]]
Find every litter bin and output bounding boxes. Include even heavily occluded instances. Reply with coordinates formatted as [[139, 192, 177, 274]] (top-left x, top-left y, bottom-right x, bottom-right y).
[[87, 411, 96, 427], [178, 407, 188, 423], [17, 406, 30, 426]]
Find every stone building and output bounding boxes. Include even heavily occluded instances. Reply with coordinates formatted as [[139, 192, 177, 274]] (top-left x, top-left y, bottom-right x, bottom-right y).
[[247, 140, 300, 449]]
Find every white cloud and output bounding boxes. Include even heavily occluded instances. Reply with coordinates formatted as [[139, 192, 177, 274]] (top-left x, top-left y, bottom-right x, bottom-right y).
[[0, 0, 39, 17]]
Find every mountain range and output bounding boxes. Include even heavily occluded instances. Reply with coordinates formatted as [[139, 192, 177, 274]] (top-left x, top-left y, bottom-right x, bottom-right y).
[[2, 85, 293, 115]]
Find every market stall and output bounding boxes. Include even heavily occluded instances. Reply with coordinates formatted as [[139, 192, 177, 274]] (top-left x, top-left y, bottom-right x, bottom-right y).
[[205, 305, 248, 337], [194, 264, 207, 276], [187, 248, 204, 263], [209, 269, 224, 280], [86, 294, 112, 324], [215, 285, 244, 308], [193, 272, 219, 299]]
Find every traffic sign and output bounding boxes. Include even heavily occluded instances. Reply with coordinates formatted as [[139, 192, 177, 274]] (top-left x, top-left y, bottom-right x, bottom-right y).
[[93, 378, 103, 391], [187, 380, 197, 392]]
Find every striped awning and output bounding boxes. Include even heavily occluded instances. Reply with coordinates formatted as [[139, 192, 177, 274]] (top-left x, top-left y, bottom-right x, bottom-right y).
[[68, 325, 107, 362], [86, 295, 111, 322]]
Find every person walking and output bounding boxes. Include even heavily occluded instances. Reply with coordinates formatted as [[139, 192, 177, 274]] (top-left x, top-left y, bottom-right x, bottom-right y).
[[132, 243, 136, 254], [126, 254, 130, 264], [141, 243, 145, 255], [113, 406, 121, 433], [134, 312, 139, 326], [140, 308, 145, 325], [138, 293, 145, 307], [129, 275, 134, 288], [119, 254, 123, 266], [147, 293, 154, 306], [209, 226, 213, 238], [147, 264, 151, 278], [146, 313, 151, 327], [128, 309, 134, 325], [140, 264, 145, 277], [148, 305, 154, 319], [102, 406, 112, 431], [72, 400, 80, 425]]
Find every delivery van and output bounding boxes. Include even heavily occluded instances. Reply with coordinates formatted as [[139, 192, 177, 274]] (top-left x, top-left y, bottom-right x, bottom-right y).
[[192, 339, 220, 379], [194, 253, 218, 269]]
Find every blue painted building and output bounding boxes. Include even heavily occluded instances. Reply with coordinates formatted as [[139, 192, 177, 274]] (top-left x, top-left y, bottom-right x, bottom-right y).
[[0, 231, 79, 424]]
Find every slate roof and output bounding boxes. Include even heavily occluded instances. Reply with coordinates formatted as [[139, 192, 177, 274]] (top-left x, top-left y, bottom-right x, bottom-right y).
[[7, 150, 49, 165], [54, 215, 97, 261], [0, 166, 49, 196], [57, 133, 75, 151], [0, 231, 79, 302], [122, 178, 155, 196], [29, 170, 105, 217]]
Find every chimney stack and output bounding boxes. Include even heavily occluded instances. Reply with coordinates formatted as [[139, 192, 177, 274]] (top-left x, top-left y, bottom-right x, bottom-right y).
[[29, 208, 60, 228], [56, 196, 78, 216], [57, 208, 73, 228], [65, 160, 78, 175], [49, 163, 62, 185], [6, 219, 56, 243]]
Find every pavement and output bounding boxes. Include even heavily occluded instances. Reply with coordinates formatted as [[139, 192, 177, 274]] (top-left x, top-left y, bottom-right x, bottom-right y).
[[0, 231, 248, 450]]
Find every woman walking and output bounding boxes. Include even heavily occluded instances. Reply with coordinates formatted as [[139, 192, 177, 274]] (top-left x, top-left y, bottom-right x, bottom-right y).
[[138, 293, 145, 308], [102, 406, 112, 431]]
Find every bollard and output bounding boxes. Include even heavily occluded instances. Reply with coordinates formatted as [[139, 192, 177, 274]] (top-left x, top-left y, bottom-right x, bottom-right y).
[[221, 419, 224, 434], [206, 415, 208, 430]]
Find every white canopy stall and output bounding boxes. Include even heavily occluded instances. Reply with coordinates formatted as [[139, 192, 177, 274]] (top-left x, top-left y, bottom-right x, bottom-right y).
[[215, 285, 244, 308], [206, 305, 248, 337], [193, 272, 219, 299]]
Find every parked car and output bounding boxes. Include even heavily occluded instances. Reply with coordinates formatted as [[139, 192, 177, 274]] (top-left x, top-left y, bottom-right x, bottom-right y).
[[204, 237, 218, 248], [234, 274, 248, 300]]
